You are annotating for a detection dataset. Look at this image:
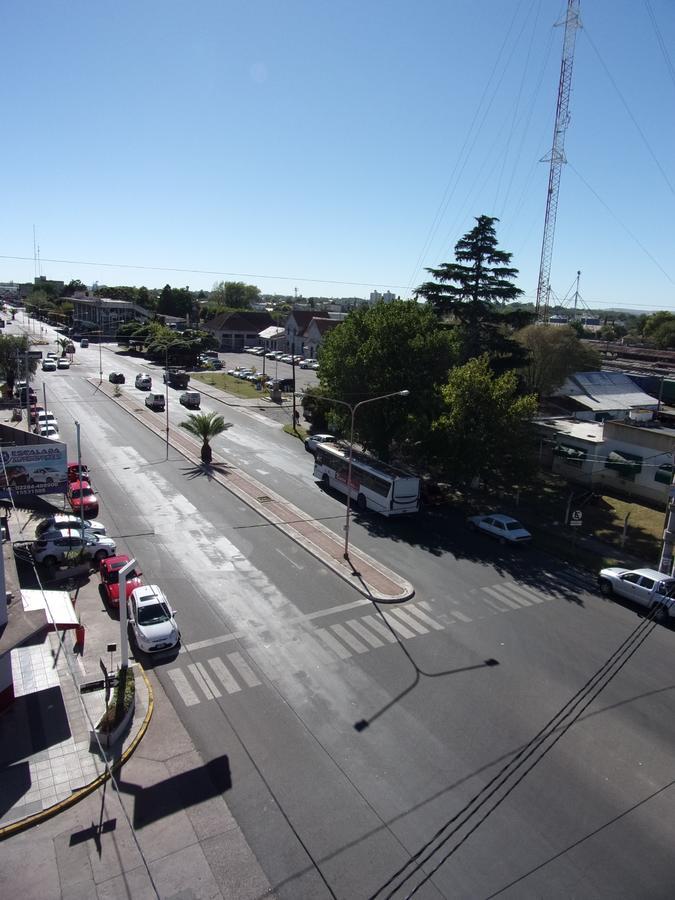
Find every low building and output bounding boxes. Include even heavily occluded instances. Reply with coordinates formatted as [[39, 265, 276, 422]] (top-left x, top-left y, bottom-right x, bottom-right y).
[[70, 295, 155, 336], [203, 311, 276, 351], [283, 310, 331, 356], [552, 371, 658, 422], [302, 317, 341, 359]]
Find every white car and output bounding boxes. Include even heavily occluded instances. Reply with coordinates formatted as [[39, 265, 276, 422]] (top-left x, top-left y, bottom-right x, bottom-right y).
[[57, 358, 70, 369], [305, 433, 337, 454], [127, 585, 180, 653], [598, 567, 675, 621], [135, 373, 152, 390], [35, 514, 106, 538], [32, 529, 116, 567], [35, 424, 60, 441], [41, 359, 57, 372], [36, 411, 57, 426], [29, 467, 65, 486], [467, 513, 532, 544]]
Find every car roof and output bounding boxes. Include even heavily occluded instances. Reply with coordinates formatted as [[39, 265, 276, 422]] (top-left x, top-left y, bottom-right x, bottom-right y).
[[132, 584, 164, 603], [631, 568, 674, 581], [485, 514, 521, 524], [101, 554, 132, 570], [69, 480, 92, 489]]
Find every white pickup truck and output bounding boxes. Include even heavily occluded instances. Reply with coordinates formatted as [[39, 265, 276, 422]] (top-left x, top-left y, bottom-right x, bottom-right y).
[[598, 566, 675, 622]]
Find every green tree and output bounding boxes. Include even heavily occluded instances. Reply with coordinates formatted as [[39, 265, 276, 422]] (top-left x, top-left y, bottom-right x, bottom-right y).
[[415, 215, 529, 369], [516, 325, 600, 398], [317, 300, 455, 460], [430, 355, 538, 487], [179, 411, 233, 464], [642, 311, 675, 348], [0, 335, 37, 394], [209, 281, 260, 310]]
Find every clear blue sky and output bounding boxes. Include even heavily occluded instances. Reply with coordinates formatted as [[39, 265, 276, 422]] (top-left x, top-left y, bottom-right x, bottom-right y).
[[2, 0, 674, 313]]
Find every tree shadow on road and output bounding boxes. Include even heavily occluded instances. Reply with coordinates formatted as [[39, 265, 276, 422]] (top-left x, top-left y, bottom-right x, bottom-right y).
[[180, 462, 232, 481]]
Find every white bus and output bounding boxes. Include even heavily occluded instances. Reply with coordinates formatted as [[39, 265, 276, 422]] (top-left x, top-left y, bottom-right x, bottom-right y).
[[313, 443, 420, 516]]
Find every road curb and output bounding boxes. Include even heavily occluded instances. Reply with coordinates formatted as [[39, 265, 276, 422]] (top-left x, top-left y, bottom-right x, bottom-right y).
[[0, 666, 154, 841]]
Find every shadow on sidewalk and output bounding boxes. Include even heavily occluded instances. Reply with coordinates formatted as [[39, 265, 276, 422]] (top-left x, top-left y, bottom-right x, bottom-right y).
[[116, 754, 232, 828], [180, 462, 233, 481]]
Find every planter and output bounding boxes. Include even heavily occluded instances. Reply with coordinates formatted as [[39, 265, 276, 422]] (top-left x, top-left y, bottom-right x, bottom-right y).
[[89, 666, 136, 750]]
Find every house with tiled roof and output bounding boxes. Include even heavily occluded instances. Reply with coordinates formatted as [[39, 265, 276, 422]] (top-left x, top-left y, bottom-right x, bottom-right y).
[[203, 311, 276, 351], [303, 317, 342, 358], [283, 310, 331, 355]]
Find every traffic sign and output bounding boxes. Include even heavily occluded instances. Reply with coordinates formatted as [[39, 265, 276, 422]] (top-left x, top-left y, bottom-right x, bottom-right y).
[[570, 509, 583, 527]]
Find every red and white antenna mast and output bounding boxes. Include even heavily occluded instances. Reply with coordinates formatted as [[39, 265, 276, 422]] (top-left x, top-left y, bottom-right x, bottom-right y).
[[535, 0, 581, 322]]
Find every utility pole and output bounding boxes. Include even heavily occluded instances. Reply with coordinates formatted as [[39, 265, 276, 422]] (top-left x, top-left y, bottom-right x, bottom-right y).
[[535, 0, 581, 322], [658, 448, 675, 575], [572, 270, 581, 320]]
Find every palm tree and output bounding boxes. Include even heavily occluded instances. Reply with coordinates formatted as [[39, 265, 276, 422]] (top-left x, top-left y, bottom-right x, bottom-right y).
[[55, 336, 71, 357], [179, 411, 232, 464]]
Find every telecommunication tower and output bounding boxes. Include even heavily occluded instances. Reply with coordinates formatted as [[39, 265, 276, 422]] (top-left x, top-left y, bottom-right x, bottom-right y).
[[535, 0, 581, 322]]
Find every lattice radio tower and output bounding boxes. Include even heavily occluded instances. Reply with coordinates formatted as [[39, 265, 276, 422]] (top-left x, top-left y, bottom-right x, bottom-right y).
[[535, 0, 581, 322]]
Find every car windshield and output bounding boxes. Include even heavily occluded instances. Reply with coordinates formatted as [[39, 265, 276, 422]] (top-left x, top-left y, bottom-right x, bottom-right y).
[[137, 601, 170, 626], [72, 488, 93, 499], [506, 522, 523, 531], [105, 566, 138, 583]]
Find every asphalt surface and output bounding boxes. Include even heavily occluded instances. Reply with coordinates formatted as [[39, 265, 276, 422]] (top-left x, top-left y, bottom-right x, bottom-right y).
[[7, 319, 675, 898]]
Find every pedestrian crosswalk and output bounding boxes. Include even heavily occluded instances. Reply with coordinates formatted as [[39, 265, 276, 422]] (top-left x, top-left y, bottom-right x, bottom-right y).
[[165, 573, 589, 707]]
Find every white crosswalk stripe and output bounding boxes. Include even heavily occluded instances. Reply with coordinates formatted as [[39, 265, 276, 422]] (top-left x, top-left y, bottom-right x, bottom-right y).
[[389, 607, 429, 634], [382, 611, 416, 639], [487, 585, 532, 607], [227, 652, 261, 687], [316, 627, 352, 659], [450, 610, 473, 623], [483, 587, 522, 610], [346, 619, 384, 647], [331, 623, 368, 653], [361, 615, 397, 643], [167, 668, 200, 706], [406, 604, 445, 630], [208, 657, 242, 694], [188, 662, 220, 699], [498, 583, 544, 605]]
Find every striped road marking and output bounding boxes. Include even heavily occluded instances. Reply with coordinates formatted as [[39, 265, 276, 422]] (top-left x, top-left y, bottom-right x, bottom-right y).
[[167, 668, 200, 706]]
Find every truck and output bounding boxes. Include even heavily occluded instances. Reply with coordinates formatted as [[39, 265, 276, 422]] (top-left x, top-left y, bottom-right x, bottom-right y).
[[163, 367, 190, 389]]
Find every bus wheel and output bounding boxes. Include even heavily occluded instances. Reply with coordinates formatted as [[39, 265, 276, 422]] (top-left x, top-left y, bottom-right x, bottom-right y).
[[356, 493, 367, 511], [321, 474, 330, 489]]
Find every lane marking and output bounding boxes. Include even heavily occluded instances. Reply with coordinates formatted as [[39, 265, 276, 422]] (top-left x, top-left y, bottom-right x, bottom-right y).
[[275, 548, 303, 570], [489, 585, 532, 608], [167, 668, 200, 706], [481, 596, 509, 613], [382, 611, 416, 639], [331, 623, 368, 654], [346, 619, 384, 648], [316, 627, 352, 659], [389, 607, 428, 634], [208, 657, 242, 694], [362, 615, 397, 643], [406, 605, 445, 631], [188, 662, 219, 699], [227, 652, 261, 687]]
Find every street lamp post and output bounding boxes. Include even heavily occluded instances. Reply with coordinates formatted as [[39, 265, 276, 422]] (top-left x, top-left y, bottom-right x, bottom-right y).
[[310, 389, 410, 561]]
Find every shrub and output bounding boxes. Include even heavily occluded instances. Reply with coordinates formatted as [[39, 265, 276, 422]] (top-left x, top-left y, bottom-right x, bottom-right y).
[[97, 666, 135, 733]]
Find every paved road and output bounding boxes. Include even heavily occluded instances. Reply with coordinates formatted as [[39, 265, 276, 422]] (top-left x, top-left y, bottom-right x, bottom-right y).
[[11, 320, 675, 898]]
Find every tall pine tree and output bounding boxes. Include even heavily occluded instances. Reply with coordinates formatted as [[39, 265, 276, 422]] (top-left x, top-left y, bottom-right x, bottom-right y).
[[415, 215, 532, 370]]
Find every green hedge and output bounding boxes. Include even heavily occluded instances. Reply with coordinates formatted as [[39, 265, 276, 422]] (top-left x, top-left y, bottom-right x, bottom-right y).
[[98, 666, 135, 733]]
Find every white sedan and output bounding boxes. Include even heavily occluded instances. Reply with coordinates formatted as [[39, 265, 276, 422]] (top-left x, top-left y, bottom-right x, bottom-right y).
[[304, 433, 337, 454], [467, 513, 532, 544], [128, 585, 180, 653]]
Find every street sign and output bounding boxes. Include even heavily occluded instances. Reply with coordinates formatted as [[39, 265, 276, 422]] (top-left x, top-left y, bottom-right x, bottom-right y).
[[570, 509, 583, 527]]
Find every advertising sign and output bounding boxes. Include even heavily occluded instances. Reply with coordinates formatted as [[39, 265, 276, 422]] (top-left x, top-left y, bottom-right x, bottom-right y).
[[0, 442, 67, 500]]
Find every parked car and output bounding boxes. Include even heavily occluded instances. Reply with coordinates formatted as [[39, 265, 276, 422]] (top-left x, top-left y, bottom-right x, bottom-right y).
[[108, 372, 125, 384], [36, 411, 57, 427], [35, 424, 60, 440], [145, 393, 165, 411], [209, 359, 223, 370], [32, 529, 116, 567], [135, 373, 152, 390], [179, 391, 201, 409], [41, 359, 57, 372], [300, 358, 317, 369], [201, 351, 219, 360], [80, 338, 89, 348], [127, 585, 180, 653], [36, 514, 106, 538], [68, 480, 99, 517], [467, 514, 532, 544], [57, 358, 70, 369], [305, 433, 337, 454], [598, 567, 675, 622], [99, 555, 143, 608], [67, 462, 90, 483]]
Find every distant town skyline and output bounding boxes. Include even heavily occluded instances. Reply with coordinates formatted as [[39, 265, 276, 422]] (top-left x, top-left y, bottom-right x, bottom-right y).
[[1, 1, 673, 312]]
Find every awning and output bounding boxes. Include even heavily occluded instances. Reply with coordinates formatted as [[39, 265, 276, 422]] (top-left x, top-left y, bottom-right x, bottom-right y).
[[21, 589, 78, 628], [605, 449, 643, 479], [258, 326, 285, 340]]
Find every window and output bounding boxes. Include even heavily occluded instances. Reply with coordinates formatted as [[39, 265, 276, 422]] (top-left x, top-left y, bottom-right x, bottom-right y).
[[639, 577, 655, 590], [655, 464, 673, 486], [622, 573, 641, 584]]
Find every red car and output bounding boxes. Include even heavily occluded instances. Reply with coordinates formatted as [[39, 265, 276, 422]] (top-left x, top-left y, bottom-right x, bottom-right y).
[[67, 462, 90, 483], [99, 555, 143, 608], [68, 480, 99, 517]]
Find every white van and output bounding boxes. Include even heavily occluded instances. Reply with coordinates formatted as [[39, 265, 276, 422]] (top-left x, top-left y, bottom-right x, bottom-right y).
[[145, 393, 165, 411]]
